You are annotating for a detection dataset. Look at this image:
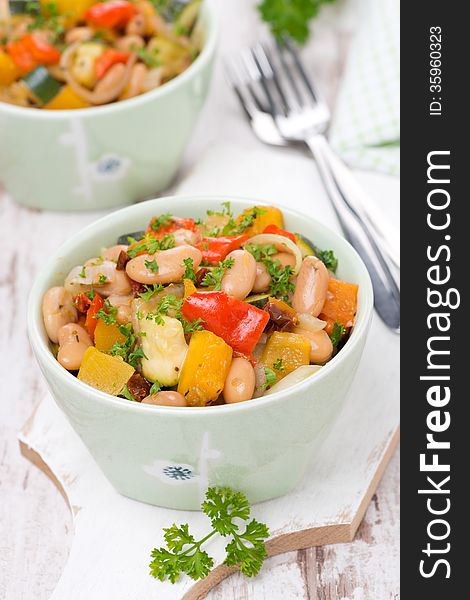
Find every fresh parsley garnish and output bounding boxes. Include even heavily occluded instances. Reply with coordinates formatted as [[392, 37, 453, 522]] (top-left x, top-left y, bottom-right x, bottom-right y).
[[120, 384, 137, 402], [109, 323, 146, 368], [258, 0, 337, 45], [85, 288, 96, 301], [94, 300, 118, 325], [144, 259, 159, 273], [245, 243, 277, 262], [97, 274, 108, 285], [223, 207, 267, 235], [146, 294, 183, 325], [149, 381, 163, 395], [315, 247, 338, 272], [182, 318, 205, 333], [149, 487, 269, 583], [150, 214, 173, 231], [79, 265, 87, 278], [182, 257, 197, 283], [201, 258, 235, 290], [273, 358, 285, 372], [127, 234, 175, 258], [245, 243, 294, 301], [329, 322, 346, 347], [262, 367, 277, 390], [135, 46, 161, 68], [138, 284, 164, 302]]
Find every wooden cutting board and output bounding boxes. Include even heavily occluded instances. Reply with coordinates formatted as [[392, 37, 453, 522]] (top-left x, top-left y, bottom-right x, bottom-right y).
[[18, 145, 400, 599], [19, 309, 398, 600]]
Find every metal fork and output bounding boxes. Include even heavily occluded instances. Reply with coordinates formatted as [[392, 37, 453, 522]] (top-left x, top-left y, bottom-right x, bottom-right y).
[[226, 40, 400, 332]]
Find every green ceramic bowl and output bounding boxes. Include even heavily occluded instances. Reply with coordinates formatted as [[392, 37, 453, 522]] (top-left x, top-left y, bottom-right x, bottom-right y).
[[0, 4, 217, 212], [27, 196, 373, 510]]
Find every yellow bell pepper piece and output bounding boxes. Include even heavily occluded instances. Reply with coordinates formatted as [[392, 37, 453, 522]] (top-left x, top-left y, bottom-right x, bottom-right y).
[[94, 320, 127, 353], [45, 85, 91, 110], [78, 346, 135, 395], [177, 330, 233, 406], [41, 0, 97, 26], [183, 278, 197, 298], [261, 331, 311, 382], [236, 205, 284, 237], [0, 51, 19, 87]]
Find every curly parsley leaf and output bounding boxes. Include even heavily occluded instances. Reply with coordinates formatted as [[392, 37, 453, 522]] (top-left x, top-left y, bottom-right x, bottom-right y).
[[138, 284, 164, 302], [149, 381, 163, 395], [149, 487, 269, 584], [144, 259, 159, 273], [262, 367, 277, 390], [273, 358, 285, 372], [201, 258, 235, 290], [182, 257, 197, 283], [94, 300, 118, 325], [329, 322, 346, 347], [315, 247, 338, 272], [258, 0, 337, 45]]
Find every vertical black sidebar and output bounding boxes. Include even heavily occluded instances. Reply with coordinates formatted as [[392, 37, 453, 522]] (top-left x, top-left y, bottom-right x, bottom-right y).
[[401, 2, 466, 597]]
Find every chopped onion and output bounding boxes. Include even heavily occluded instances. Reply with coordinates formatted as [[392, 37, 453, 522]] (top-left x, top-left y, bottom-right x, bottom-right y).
[[264, 365, 322, 396], [65, 260, 117, 293], [296, 313, 327, 332], [243, 234, 302, 275]]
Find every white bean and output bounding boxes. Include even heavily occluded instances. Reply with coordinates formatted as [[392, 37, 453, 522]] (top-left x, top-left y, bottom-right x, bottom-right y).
[[42, 287, 77, 343], [223, 358, 255, 404], [142, 391, 187, 406], [221, 250, 256, 300], [292, 256, 329, 316], [126, 245, 202, 285]]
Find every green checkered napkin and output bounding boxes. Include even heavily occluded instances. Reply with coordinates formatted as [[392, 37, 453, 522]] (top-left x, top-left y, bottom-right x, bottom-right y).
[[329, 0, 400, 175]]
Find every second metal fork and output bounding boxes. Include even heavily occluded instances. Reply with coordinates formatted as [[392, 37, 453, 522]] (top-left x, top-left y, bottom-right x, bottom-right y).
[[226, 40, 400, 332]]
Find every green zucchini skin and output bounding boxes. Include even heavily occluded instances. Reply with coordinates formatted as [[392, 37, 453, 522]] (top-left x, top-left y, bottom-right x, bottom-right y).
[[295, 234, 316, 258], [245, 293, 270, 309], [117, 231, 145, 245], [9, 0, 39, 15], [22, 67, 62, 105]]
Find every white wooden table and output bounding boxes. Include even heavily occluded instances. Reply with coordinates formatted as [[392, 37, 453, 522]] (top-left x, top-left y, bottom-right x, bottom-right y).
[[0, 1, 399, 598]]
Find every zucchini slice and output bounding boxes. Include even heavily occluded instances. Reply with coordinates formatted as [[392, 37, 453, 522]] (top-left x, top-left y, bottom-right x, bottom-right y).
[[245, 293, 270, 309], [23, 67, 62, 105], [295, 234, 316, 258], [9, 0, 39, 15], [117, 231, 145, 245]]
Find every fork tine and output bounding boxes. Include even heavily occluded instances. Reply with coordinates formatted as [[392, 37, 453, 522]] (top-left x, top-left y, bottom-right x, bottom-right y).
[[283, 37, 322, 105], [244, 46, 278, 116], [273, 40, 305, 108], [225, 56, 264, 119], [253, 42, 290, 114]]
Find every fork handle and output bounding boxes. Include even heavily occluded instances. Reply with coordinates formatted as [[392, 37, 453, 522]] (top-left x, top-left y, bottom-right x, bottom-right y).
[[306, 134, 400, 332], [318, 138, 400, 269]]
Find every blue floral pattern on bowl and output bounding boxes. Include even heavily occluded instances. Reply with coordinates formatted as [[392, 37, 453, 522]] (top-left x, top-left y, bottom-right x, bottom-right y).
[[163, 465, 194, 481]]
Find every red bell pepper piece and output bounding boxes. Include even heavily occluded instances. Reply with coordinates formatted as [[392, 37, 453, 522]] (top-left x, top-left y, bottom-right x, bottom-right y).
[[85, 1, 137, 28], [182, 291, 269, 356], [198, 234, 249, 264], [145, 215, 197, 238], [24, 33, 61, 64], [95, 49, 131, 79], [7, 34, 60, 73], [263, 224, 297, 243], [85, 293, 104, 339]]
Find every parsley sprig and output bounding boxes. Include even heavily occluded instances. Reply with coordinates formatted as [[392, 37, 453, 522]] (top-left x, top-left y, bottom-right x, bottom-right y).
[[138, 284, 164, 302], [109, 323, 147, 368], [314, 246, 338, 273], [258, 0, 337, 45], [127, 234, 175, 258], [329, 322, 346, 347], [200, 258, 234, 290], [149, 487, 269, 583], [245, 244, 294, 301], [262, 367, 277, 391], [95, 300, 118, 325], [182, 257, 197, 283]]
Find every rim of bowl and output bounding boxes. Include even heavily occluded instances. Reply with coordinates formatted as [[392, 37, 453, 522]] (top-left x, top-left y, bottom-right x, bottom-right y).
[[27, 195, 374, 416], [0, 1, 218, 120]]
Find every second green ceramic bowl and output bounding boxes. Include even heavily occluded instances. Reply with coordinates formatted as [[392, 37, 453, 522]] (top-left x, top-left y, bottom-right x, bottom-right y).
[[0, 3, 217, 212], [27, 196, 373, 509]]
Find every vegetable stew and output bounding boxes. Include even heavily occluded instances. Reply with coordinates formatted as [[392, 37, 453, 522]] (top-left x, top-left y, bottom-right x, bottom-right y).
[[42, 203, 359, 406], [0, 0, 203, 108]]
